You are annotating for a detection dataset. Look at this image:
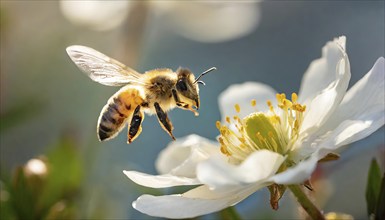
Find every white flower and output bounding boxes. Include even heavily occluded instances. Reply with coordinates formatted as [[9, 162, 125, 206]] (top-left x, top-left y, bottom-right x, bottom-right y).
[[152, 1, 261, 43], [60, 1, 260, 42], [60, 1, 131, 31], [124, 36, 384, 218]]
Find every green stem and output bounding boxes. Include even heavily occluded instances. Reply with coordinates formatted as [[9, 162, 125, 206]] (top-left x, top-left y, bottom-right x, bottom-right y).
[[288, 184, 325, 220], [219, 206, 242, 220]]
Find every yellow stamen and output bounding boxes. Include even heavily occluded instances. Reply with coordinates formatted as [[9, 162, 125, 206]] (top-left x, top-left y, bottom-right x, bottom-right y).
[[218, 137, 225, 145], [276, 93, 284, 103], [269, 115, 281, 124], [216, 121, 221, 129], [217, 92, 308, 163], [292, 104, 306, 112], [267, 100, 274, 112], [220, 145, 231, 156], [282, 99, 292, 109], [220, 127, 228, 135], [238, 137, 246, 143], [239, 143, 246, 149], [251, 99, 257, 107], [235, 104, 241, 113]]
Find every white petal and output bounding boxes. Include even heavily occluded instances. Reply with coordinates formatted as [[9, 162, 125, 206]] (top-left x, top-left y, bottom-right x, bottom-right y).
[[123, 170, 200, 188], [295, 58, 385, 158], [298, 36, 347, 103], [155, 134, 218, 177], [219, 82, 277, 120], [300, 37, 351, 134], [318, 117, 384, 154], [269, 151, 319, 184], [197, 150, 285, 188], [154, 2, 260, 43], [318, 57, 385, 140], [133, 184, 261, 219]]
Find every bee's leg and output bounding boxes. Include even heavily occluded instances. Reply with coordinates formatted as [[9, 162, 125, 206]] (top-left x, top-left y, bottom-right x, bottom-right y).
[[154, 102, 176, 140], [172, 89, 199, 116], [127, 105, 145, 143]]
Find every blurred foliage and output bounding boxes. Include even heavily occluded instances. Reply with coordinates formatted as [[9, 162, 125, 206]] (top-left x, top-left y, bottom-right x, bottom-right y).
[[0, 99, 44, 133], [218, 206, 242, 220], [0, 137, 83, 220], [366, 158, 385, 220]]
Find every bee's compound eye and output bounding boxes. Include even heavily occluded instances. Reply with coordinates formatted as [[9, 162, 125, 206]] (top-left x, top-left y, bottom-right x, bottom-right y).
[[176, 80, 187, 91]]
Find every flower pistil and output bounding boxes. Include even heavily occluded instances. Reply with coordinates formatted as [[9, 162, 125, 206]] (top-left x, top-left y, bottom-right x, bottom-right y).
[[217, 93, 306, 164]]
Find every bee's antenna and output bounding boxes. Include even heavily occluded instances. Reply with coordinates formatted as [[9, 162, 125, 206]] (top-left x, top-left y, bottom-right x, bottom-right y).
[[197, 81, 206, 86], [194, 67, 217, 84]]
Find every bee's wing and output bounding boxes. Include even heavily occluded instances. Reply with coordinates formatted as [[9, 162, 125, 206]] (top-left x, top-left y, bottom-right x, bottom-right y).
[[66, 45, 145, 86]]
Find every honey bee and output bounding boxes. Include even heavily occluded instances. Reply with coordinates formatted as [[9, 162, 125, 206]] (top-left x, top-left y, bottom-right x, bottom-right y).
[[66, 45, 216, 143]]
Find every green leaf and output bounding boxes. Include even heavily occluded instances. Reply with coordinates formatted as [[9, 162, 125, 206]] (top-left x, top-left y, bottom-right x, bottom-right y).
[[0, 180, 16, 220], [43, 201, 77, 220], [39, 138, 84, 216], [218, 206, 242, 220], [10, 168, 37, 220], [375, 174, 385, 220], [366, 159, 382, 216], [0, 136, 84, 220]]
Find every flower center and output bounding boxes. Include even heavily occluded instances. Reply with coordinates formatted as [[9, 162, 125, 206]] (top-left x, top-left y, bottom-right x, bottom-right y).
[[217, 93, 306, 164]]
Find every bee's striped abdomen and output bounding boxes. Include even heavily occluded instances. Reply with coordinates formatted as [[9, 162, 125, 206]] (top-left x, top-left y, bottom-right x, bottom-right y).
[[97, 88, 143, 141]]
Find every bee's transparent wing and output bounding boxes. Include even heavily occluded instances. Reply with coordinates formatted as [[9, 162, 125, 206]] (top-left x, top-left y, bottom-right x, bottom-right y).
[[66, 45, 145, 86]]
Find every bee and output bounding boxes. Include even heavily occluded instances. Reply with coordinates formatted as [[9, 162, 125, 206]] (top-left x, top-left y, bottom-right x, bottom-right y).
[[66, 45, 216, 143]]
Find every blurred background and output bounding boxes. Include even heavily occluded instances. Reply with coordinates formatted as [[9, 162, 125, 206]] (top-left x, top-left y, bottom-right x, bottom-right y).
[[0, 1, 384, 219]]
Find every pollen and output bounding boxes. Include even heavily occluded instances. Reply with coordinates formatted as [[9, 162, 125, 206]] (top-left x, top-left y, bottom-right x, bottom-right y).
[[220, 145, 231, 156], [234, 104, 241, 113], [216, 92, 307, 164], [292, 104, 306, 112], [267, 100, 275, 112], [269, 115, 281, 124], [251, 99, 257, 107], [216, 121, 221, 129]]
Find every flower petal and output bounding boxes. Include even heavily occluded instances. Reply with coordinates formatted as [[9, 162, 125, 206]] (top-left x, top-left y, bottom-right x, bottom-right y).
[[133, 184, 261, 218], [299, 36, 347, 104], [155, 134, 218, 177], [299, 36, 351, 134], [219, 82, 277, 120], [197, 150, 285, 188], [319, 57, 385, 146], [269, 151, 319, 184], [317, 116, 384, 158], [315, 114, 383, 160], [123, 170, 200, 188], [294, 58, 385, 159]]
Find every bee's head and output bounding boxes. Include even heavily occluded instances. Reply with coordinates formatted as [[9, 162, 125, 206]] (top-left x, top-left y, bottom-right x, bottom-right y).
[[175, 67, 216, 110], [176, 68, 200, 109]]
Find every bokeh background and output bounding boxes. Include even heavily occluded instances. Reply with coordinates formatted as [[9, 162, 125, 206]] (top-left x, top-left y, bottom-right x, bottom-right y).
[[1, 1, 384, 219]]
